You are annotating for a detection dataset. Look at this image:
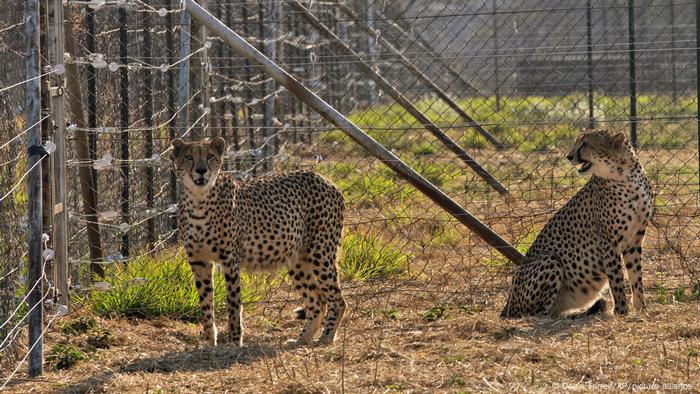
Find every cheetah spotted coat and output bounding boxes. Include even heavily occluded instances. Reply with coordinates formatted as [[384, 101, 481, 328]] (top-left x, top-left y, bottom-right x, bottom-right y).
[[172, 137, 346, 346], [501, 130, 653, 318]]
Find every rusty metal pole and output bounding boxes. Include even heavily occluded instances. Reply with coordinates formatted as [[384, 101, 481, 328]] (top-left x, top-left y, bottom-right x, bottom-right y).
[[181, 0, 523, 264], [337, 3, 503, 149]]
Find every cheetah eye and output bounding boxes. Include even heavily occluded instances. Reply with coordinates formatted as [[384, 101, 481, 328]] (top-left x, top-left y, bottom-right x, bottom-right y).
[[185, 154, 193, 161], [207, 154, 215, 161]]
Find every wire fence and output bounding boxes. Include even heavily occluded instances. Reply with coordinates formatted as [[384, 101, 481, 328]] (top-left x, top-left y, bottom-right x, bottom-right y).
[[1, 0, 699, 381]]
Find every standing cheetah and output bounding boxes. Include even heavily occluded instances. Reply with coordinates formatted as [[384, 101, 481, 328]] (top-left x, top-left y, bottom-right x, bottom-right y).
[[171, 137, 346, 346], [501, 130, 654, 318]]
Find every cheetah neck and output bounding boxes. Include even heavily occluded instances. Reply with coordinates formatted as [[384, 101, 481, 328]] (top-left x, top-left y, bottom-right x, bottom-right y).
[[593, 158, 651, 193], [180, 174, 235, 212], [181, 181, 219, 212]]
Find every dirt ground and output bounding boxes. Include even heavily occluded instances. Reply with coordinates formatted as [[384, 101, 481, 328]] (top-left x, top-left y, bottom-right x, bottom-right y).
[[3, 295, 700, 393]]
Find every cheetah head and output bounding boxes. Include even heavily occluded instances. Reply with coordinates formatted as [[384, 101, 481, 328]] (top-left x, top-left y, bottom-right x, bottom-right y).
[[170, 137, 227, 192], [566, 129, 636, 181]]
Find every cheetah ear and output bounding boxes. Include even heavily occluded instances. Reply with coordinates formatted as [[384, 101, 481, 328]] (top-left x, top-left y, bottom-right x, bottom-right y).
[[210, 136, 227, 156], [611, 132, 626, 149], [170, 138, 184, 160]]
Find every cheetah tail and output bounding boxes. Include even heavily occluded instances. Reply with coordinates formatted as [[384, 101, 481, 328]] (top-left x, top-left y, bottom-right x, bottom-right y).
[[293, 307, 306, 320]]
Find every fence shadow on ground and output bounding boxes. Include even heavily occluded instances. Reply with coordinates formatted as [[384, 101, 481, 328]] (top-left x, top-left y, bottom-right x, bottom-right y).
[[122, 341, 283, 373], [50, 341, 282, 393]]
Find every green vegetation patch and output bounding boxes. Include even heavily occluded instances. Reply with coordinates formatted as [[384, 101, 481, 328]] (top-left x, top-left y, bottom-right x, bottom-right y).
[[46, 343, 86, 371], [60, 316, 97, 336], [79, 251, 278, 321], [420, 304, 448, 323], [339, 233, 409, 281]]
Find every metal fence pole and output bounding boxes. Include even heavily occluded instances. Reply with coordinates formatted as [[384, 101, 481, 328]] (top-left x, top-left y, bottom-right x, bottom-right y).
[[670, 0, 677, 102], [226, 2, 241, 171], [85, 7, 98, 189], [242, 1, 257, 173], [696, 0, 700, 191], [291, 1, 509, 195], [64, 10, 104, 276], [143, 0, 155, 247], [178, 3, 191, 138], [627, 0, 638, 147], [47, 0, 68, 307], [25, 0, 44, 377], [39, 0, 54, 305], [200, 0, 210, 138], [492, 0, 501, 112], [119, 6, 130, 258], [264, 0, 277, 171], [167, 0, 178, 234], [365, 0, 376, 104], [181, 0, 524, 264], [214, 3, 224, 141], [586, 0, 595, 129]]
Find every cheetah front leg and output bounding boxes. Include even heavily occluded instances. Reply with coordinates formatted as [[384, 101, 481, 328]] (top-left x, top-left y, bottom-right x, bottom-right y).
[[189, 261, 217, 346], [222, 260, 243, 346], [603, 248, 629, 316], [623, 231, 646, 312]]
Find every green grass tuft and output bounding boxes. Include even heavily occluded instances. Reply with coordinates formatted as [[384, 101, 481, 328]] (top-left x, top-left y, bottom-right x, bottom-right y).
[[410, 142, 439, 157], [420, 304, 448, 323], [447, 375, 467, 387], [78, 251, 277, 321], [60, 317, 97, 336], [339, 233, 408, 281], [46, 344, 86, 371]]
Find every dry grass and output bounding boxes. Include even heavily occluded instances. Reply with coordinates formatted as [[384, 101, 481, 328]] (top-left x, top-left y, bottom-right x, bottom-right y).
[[3, 130, 697, 392], [3, 291, 700, 393]]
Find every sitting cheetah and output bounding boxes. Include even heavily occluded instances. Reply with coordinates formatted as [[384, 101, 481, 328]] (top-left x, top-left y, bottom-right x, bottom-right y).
[[501, 130, 653, 318], [171, 137, 346, 346]]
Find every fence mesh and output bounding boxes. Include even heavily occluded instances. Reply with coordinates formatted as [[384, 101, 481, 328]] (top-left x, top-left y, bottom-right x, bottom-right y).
[[1, 0, 699, 378], [0, 1, 34, 370]]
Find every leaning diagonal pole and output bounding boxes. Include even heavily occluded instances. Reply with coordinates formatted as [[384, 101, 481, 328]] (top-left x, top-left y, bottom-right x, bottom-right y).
[[337, 3, 503, 150], [181, 0, 523, 264], [291, 1, 507, 195]]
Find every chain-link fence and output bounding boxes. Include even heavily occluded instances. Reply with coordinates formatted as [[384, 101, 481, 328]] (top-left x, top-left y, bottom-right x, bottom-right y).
[[0, 0, 36, 372], [1, 0, 699, 381]]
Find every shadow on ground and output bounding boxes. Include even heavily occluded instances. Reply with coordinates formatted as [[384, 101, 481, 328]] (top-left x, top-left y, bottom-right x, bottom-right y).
[[122, 341, 283, 373], [52, 342, 284, 393]]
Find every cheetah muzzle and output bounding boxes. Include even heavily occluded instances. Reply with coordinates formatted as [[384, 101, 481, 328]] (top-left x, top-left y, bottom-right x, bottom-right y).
[[568, 141, 593, 174], [501, 129, 654, 319], [171, 137, 347, 347]]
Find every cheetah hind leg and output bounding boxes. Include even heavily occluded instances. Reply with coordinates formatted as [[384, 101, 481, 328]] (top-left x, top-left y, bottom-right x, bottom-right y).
[[315, 261, 345, 345], [582, 289, 613, 316], [286, 256, 325, 347], [501, 255, 563, 318]]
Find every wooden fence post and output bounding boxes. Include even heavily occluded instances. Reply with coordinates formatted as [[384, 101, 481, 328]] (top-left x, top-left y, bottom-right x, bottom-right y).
[[47, 0, 68, 307], [25, 0, 44, 376]]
